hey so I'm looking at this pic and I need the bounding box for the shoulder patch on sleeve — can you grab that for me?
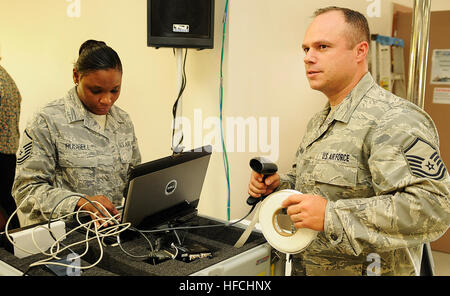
[17,129,33,165]
[403,137,447,181]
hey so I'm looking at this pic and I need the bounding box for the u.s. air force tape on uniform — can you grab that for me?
[234,189,318,254]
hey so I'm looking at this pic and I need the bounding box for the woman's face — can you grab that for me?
[73,68,122,115]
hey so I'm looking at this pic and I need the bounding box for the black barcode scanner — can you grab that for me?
[247,157,278,206]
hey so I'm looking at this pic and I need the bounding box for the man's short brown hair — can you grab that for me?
[314,6,370,49]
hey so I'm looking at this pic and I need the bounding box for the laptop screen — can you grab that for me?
[121,145,212,229]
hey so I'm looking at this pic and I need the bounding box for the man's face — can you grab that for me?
[73,68,122,115]
[302,11,359,98]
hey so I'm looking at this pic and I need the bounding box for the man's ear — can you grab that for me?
[355,41,369,63]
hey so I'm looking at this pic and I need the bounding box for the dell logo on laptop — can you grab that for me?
[165,180,177,196]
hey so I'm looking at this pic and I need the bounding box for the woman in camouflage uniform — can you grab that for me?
[12,40,141,227]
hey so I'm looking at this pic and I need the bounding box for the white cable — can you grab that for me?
[6,189,229,272]
[29,209,128,271]
[3,191,135,273]
[4,193,45,256]
[406,246,421,276]
[170,243,179,259]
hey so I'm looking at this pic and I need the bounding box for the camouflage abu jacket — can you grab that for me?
[12,87,141,226]
[279,72,450,276]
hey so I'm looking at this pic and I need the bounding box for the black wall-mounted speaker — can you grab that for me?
[147,0,215,49]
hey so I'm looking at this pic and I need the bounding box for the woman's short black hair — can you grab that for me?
[74,40,123,76]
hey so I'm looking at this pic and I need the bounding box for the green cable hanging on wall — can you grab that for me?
[220,0,231,221]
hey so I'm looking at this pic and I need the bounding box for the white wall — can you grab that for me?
[1,0,448,223]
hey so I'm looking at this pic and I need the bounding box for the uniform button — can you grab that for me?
[330,234,338,241]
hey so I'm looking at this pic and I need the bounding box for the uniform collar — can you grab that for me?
[300,73,375,150]
[328,72,375,123]
[64,87,123,130]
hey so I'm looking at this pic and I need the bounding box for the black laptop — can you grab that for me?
[121,145,212,229]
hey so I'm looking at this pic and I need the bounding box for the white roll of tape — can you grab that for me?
[259,189,318,254]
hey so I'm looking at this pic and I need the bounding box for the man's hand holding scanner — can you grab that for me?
[75,195,120,228]
[281,194,327,232]
[248,171,280,199]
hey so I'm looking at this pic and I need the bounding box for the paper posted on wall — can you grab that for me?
[431,49,450,85]
[433,88,450,105]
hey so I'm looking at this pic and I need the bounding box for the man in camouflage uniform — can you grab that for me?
[12,86,141,226]
[248,7,450,275]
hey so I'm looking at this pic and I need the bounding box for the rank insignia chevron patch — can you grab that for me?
[17,130,33,165]
[403,137,447,181]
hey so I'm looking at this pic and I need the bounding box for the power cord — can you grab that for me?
[3,192,140,274]
[171,48,188,154]
[137,203,256,234]
[7,190,257,274]
[29,198,132,272]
